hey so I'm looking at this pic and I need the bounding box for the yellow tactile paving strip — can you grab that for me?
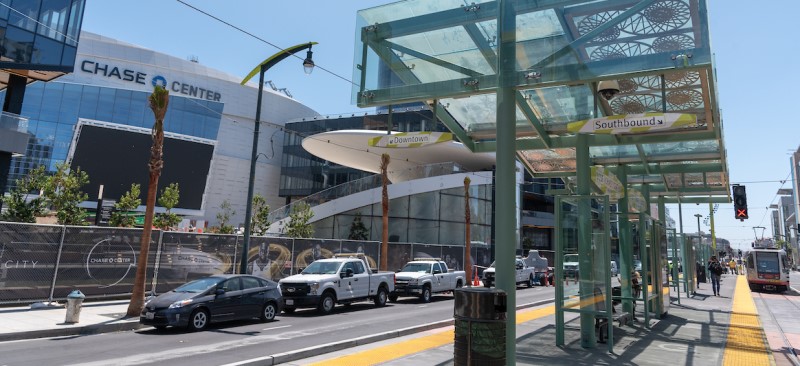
[308,305,556,366]
[722,275,774,366]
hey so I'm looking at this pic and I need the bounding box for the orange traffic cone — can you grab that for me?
[472,266,480,286]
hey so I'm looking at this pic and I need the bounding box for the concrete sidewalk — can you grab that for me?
[0,300,140,342]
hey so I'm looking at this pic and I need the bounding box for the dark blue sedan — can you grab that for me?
[140,274,283,331]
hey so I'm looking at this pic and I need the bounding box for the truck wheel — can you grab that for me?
[389,293,398,302]
[527,275,534,288]
[420,285,432,303]
[317,292,336,315]
[484,281,491,288]
[374,286,388,307]
[456,280,463,288]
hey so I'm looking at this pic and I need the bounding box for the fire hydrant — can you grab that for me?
[64,290,85,324]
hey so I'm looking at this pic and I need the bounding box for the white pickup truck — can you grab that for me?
[482,256,536,288]
[390,258,466,303]
[278,255,395,315]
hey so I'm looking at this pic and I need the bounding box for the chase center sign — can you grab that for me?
[80,59,222,101]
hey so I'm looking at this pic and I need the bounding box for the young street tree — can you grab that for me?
[154,182,181,230]
[285,201,314,238]
[43,162,89,225]
[110,183,141,228]
[127,85,169,317]
[0,165,47,223]
[250,193,270,236]
[216,199,235,234]
[348,212,369,240]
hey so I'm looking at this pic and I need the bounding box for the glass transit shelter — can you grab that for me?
[354,0,729,362]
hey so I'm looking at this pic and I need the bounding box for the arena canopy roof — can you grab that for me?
[353,0,729,203]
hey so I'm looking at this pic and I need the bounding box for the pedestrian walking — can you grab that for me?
[728,258,737,275]
[707,256,723,296]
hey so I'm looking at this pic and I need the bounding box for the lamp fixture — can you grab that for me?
[303,45,315,75]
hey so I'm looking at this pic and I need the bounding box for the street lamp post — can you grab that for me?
[694,213,703,261]
[239,42,316,274]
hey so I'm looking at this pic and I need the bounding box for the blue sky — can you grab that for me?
[81,1,797,250]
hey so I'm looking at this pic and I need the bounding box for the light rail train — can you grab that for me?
[745,247,790,292]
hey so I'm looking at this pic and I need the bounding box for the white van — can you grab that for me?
[610,261,619,277]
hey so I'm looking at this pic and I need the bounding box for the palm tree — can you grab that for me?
[380,153,390,271]
[127,85,169,317]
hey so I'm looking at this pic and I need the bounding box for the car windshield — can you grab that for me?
[564,254,579,263]
[401,263,431,273]
[489,261,496,268]
[173,277,221,293]
[302,261,341,275]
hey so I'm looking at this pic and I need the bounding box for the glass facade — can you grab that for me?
[312,183,493,246]
[0,0,84,70]
[280,109,449,198]
[1,82,223,189]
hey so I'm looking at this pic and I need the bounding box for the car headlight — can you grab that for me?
[408,278,418,285]
[169,299,192,309]
[309,282,320,295]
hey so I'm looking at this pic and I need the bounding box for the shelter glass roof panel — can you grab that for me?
[355,0,727,201]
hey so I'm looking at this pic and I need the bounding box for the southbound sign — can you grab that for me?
[369,132,452,148]
[567,113,697,134]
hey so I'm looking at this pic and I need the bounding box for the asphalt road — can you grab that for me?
[0,286,555,366]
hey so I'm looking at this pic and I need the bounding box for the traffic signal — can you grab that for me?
[732,184,748,220]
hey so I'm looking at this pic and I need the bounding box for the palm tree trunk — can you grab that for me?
[127,86,168,317]
[380,154,390,271]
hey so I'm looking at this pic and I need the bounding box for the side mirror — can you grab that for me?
[215,289,225,296]
[340,268,354,278]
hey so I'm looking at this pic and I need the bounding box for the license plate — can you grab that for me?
[285,299,294,305]
[145,312,154,320]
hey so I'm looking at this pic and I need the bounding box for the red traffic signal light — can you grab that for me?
[732,184,748,220]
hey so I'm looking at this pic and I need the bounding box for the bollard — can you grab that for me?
[453,287,506,366]
[64,290,85,324]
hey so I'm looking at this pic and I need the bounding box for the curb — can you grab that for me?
[222,297,555,366]
[0,320,143,342]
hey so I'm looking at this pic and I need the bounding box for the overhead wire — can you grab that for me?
[175,0,358,87]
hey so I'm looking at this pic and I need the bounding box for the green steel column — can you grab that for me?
[657,196,667,316]
[616,166,634,314]
[641,184,651,327]
[576,133,596,348]
[496,1,517,362]
[678,199,692,294]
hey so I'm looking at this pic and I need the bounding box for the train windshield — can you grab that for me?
[756,252,780,274]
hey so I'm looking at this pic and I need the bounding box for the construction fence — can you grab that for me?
[0,222,492,305]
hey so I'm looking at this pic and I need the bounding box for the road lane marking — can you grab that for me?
[307,304,556,366]
[262,325,292,331]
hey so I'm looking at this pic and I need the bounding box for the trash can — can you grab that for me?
[696,261,706,283]
[453,287,506,366]
[65,290,85,324]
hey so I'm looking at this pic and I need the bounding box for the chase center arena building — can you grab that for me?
[1,31,318,226]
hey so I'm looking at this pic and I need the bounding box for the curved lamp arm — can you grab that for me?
[240,42,318,85]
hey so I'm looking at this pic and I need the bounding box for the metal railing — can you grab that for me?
[268,161,464,224]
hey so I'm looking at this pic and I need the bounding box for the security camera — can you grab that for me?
[597,80,620,101]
